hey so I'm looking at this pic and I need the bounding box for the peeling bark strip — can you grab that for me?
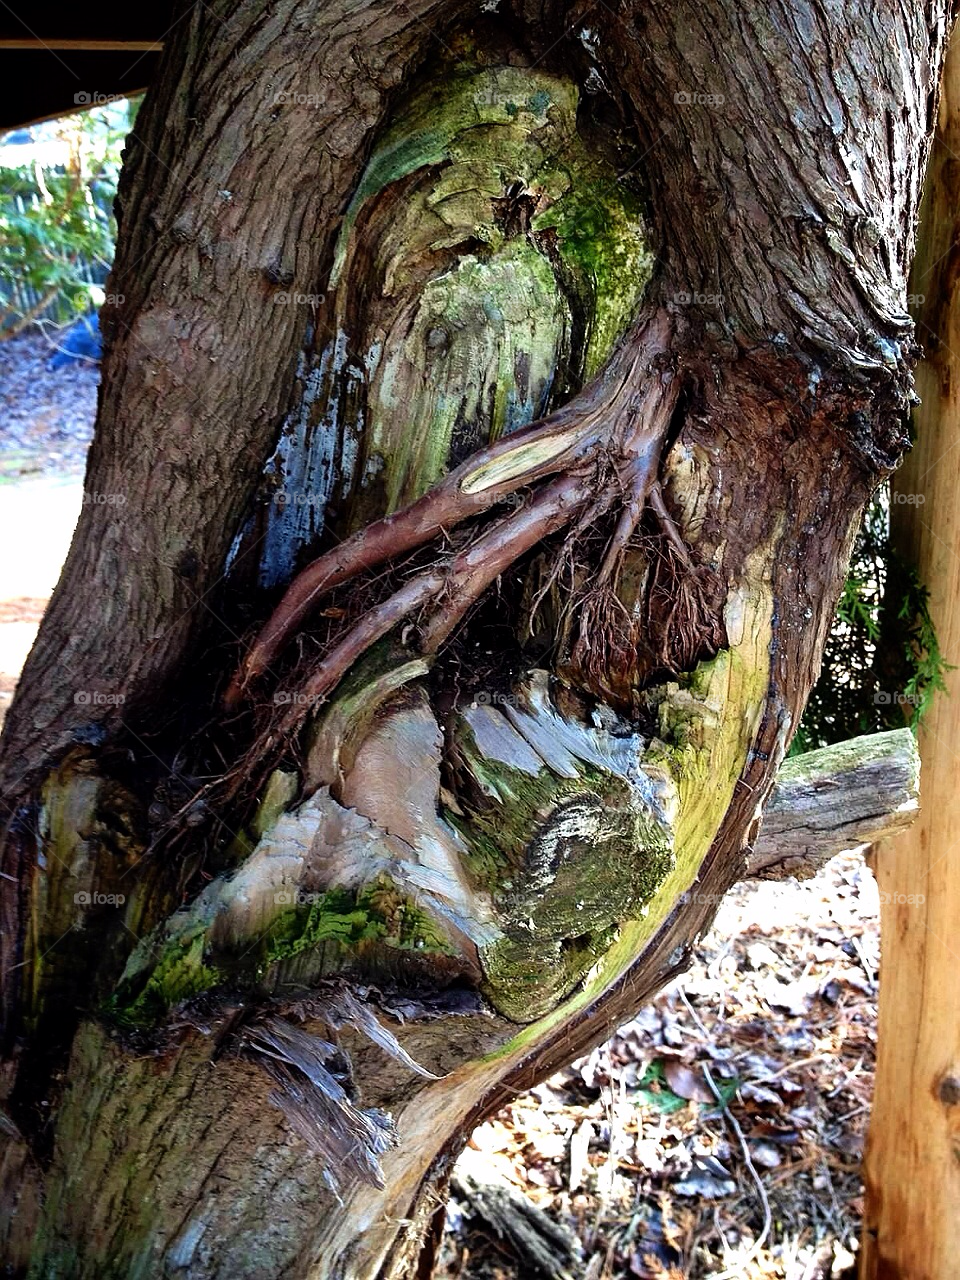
[243,1016,404,1196]
[0,0,951,1276]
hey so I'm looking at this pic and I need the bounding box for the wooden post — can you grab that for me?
[861,29,960,1278]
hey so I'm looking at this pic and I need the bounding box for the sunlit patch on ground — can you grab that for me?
[0,472,82,726]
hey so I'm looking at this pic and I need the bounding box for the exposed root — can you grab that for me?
[274,570,445,739]
[573,584,642,695]
[224,397,602,706]
[595,378,681,589]
[224,310,677,706]
[572,477,725,696]
[418,470,595,653]
[649,480,693,568]
[250,472,598,751]
[524,486,619,639]
[152,315,729,859]
[215,306,725,787]
[650,537,727,670]
[596,462,653,589]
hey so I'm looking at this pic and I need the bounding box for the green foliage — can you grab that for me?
[836,574,880,643]
[634,1059,740,1116]
[895,566,954,725]
[636,1059,688,1114]
[0,100,139,335]
[791,485,952,754]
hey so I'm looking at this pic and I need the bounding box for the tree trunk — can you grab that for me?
[0,2,950,1277]
[862,25,960,1279]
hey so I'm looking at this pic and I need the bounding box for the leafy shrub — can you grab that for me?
[0,99,139,336]
[791,485,952,753]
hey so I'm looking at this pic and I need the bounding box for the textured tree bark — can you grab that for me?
[0,1,950,1277]
[862,26,960,1280]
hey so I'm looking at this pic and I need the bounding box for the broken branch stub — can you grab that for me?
[748,728,920,880]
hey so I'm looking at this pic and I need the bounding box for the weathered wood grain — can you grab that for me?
[862,29,960,1279]
[749,729,920,881]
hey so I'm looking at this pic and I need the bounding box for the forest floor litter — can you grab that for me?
[436,853,876,1280]
[0,330,98,480]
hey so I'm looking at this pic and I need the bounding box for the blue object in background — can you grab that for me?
[47,313,101,370]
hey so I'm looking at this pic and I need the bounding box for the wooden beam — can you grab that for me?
[0,50,159,131]
[0,41,162,51]
[861,29,960,1280]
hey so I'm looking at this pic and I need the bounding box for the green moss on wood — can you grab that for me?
[485,561,779,1055]
[110,945,223,1029]
[448,718,674,1021]
[370,241,567,511]
[319,63,653,533]
[252,770,299,838]
[109,874,457,1028]
[532,171,651,378]
[260,878,457,974]
[219,769,300,870]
